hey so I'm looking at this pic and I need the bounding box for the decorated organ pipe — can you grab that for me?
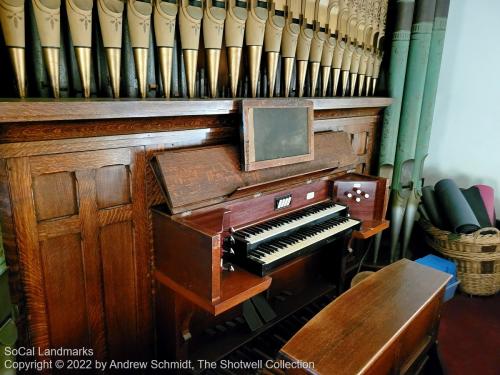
[280,0,300,97]
[370,0,386,95]
[0,0,387,98]
[32,0,62,98]
[320,0,339,97]
[356,0,376,96]
[264,0,285,97]
[203,0,226,97]
[295,0,315,97]
[154,0,178,98]
[97,0,124,98]
[307,0,328,97]
[179,0,203,98]
[0,0,26,97]
[340,0,359,96]
[331,0,349,95]
[66,0,93,98]
[245,0,268,98]
[366,0,376,96]
[225,0,247,97]
[348,0,367,96]
[127,0,152,98]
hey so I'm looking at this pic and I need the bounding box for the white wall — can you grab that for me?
[424,0,500,214]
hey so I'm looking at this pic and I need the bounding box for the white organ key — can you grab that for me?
[237,203,346,244]
[250,218,360,264]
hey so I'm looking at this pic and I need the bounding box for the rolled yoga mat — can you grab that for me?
[421,186,445,229]
[461,187,492,228]
[475,184,496,225]
[435,179,480,234]
[418,203,431,222]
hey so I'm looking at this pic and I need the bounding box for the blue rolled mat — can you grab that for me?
[461,186,492,228]
[421,186,445,229]
[435,179,480,234]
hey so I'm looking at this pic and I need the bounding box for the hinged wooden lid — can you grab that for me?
[150,131,358,214]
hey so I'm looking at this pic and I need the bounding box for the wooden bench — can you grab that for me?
[279,259,451,374]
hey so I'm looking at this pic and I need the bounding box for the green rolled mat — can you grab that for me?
[461,187,492,228]
[421,186,444,228]
[435,179,480,234]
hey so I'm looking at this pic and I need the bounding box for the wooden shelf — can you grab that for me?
[0,97,392,123]
[155,267,272,316]
[352,219,390,240]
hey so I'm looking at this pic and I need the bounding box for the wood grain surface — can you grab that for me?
[152,132,358,213]
[0,98,392,123]
[280,259,451,374]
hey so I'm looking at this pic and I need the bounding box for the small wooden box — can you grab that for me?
[332,173,388,222]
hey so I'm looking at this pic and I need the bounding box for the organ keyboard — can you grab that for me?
[231,202,347,248]
[228,202,360,276]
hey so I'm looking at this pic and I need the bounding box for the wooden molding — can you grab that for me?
[0,97,392,123]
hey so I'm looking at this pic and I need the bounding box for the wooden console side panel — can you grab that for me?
[153,210,220,303]
[0,160,28,346]
[1,147,153,362]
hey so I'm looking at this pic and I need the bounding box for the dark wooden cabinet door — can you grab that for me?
[6,147,152,361]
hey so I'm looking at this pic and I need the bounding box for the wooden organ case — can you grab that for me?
[0,97,390,366]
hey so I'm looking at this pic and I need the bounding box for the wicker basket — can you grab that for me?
[419,219,500,296]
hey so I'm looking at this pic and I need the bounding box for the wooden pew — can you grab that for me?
[279,259,451,374]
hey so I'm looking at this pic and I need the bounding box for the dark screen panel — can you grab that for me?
[253,107,309,162]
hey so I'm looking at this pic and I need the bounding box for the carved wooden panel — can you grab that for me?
[32,172,78,221]
[40,234,89,349]
[96,165,132,209]
[6,147,152,361]
[314,115,379,175]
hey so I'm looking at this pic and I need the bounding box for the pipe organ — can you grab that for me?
[0,0,455,368]
[0,0,387,98]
